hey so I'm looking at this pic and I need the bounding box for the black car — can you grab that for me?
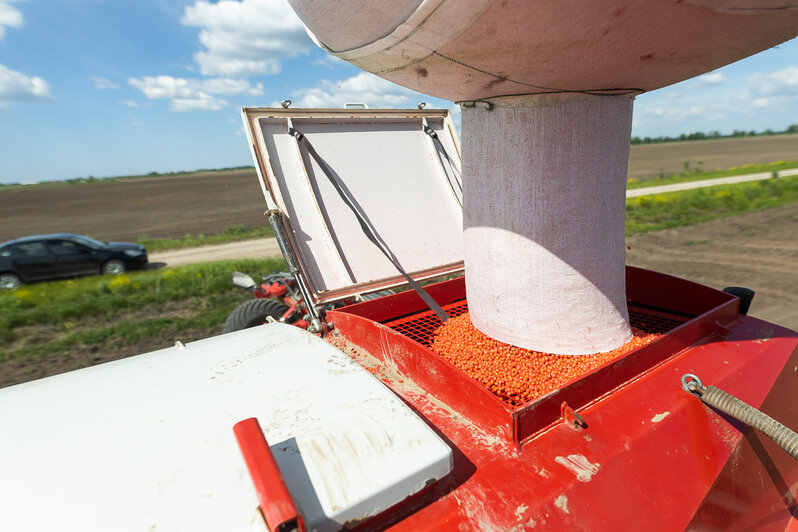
[0,233,148,290]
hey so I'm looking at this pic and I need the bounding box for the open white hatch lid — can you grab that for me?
[242,107,463,304]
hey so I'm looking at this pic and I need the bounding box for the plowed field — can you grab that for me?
[2,135,797,243]
[0,136,795,387]
[0,169,266,243]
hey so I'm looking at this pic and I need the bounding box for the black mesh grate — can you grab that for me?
[384,301,687,348]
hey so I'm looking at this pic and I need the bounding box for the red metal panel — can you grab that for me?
[332,267,741,445]
[386,324,798,531]
[687,342,798,530]
[328,310,515,442]
[340,275,467,323]
[324,267,798,529]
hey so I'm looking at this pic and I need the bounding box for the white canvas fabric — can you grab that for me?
[289,0,425,53]
[463,95,634,354]
[289,0,798,102]
[285,0,798,353]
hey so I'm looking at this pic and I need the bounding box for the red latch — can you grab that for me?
[233,417,306,532]
[561,402,588,430]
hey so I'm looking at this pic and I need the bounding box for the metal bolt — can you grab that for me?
[681,373,705,396]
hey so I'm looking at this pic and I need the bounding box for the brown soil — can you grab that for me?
[626,203,798,332]
[0,328,215,388]
[2,136,796,244]
[1,138,796,388]
[627,134,798,181]
[0,169,266,242]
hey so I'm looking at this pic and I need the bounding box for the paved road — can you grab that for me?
[626,168,798,197]
[151,169,798,267]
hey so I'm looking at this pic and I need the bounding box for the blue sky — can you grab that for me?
[1,0,797,184]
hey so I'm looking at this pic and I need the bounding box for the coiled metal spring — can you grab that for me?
[682,374,798,461]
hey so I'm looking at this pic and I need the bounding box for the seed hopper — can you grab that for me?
[231,105,798,531]
[1,1,798,531]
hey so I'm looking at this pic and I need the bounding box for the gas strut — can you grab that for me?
[682,373,798,460]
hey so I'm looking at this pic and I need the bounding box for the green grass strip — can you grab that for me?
[138,225,274,252]
[4,176,797,361]
[1,258,286,361]
[626,174,798,236]
[0,258,285,333]
[5,311,234,360]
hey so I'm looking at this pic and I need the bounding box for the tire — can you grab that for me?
[102,259,127,275]
[223,298,290,333]
[0,272,22,291]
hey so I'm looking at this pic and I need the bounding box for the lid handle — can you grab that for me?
[233,418,306,532]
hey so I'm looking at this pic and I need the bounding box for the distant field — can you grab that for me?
[2,135,797,386]
[2,134,797,244]
[0,168,265,243]
[627,134,798,180]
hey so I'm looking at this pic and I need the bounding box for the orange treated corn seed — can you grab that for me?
[430,313,659,406]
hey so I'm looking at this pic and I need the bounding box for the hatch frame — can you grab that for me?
[241,107,464,308]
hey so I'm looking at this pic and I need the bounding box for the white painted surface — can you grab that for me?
[651,412,671,423]
[247,110,463,302]
[626,168,798,198]
[554,454,601,483]
[0,324,452,532]
[463,96,633,355]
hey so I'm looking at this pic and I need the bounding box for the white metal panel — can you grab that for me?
[0,324,452,532]
[243,108,463,303]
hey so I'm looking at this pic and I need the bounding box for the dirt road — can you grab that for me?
[150,203,798,332]
[626,168,798,197]
[150,238,282,267]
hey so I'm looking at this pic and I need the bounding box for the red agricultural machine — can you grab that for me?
[224,271,310,332]
[223,105,798,531]
[1,2,798,531]
[224,270,391,333]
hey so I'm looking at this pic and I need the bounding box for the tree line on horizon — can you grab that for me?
[631,124,798,145]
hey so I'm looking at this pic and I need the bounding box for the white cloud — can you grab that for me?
[696,71,724,85]
[0,1,23,41]
[128,75,263,111]
[633,62,798,136]
[121,100,140,107]
[92,76,120,90]
[289,72,425,108]
[634,102,722,124]
[749,66,798,97]
[311,54,347,69]
[181,0,312,77]
[201,77,264,95]
[0,63,52,109]
[172,93,227,112]
[731,66,798,111]
[283,71,461,130]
